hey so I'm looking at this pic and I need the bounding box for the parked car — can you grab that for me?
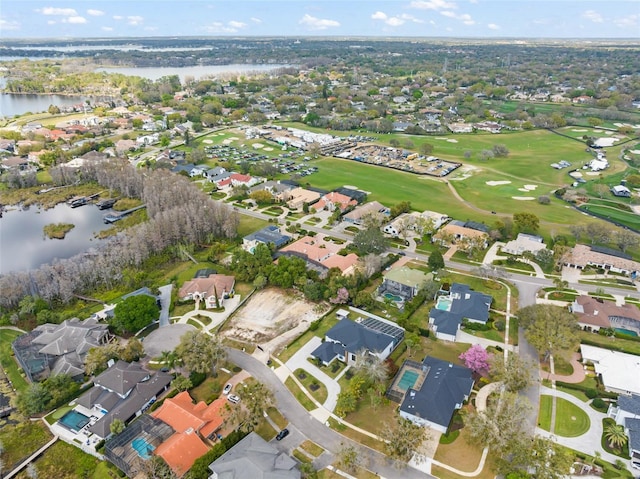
[227,394,240,404]
[223,383,232,395]
[275,428,290,441]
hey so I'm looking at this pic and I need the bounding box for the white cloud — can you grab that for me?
[204,21,246,33]
[372,12,424,27]
[410,0,457,11]
[371,11,388,20]
[0,18,21,30]
[613,14,637,28]
[101,26,113,32]
[40,7,77,16]
[47,20,56,25]
[64,16,87,24]
[228,20,247,29]
[87,9,104,17]
[487,23,500,30]
[299,14,340,30]
[127,16,143,26]
[250,17,262,24]
[440,10,475,25]
[113,15,123,20]
[582,10,603,23]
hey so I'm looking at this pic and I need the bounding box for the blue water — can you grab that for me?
[436,297,452,311]
[132,437,155,459]
[59,410,90,432]
[615,328,638,337]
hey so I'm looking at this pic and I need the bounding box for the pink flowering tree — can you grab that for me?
[459,344,491,376]
[330,287,349,304]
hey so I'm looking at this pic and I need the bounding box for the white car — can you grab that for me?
[223,383,232,396]
[227,394,240,405]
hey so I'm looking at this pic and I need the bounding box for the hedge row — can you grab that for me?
[555,380,618,400]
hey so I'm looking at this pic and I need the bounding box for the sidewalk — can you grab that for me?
[540,352,586,384]
[176,295,241,332]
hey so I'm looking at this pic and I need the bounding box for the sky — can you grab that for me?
[0,1,638,39]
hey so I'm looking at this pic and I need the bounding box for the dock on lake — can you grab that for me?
[103,204,146,224]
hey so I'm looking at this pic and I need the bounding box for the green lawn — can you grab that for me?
[580,204,640,230]
[0,329,28,393]
[293,368,328,405]
[284,376,317,411]
[236,215,270,238]
[579,331,640,355]
[555,397,590,437]
[189,371,232,404]
[538,395,553,431]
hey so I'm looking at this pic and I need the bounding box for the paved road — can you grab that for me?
[157,284,173,327]
[227,349,436,479]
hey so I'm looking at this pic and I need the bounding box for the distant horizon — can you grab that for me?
[1,1,637,40]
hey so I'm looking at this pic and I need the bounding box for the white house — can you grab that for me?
[502,233,547,256]
[608,394,640,470]
[581,344,640,396]
[611,185,631,198]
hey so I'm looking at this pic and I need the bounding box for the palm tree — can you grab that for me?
[604,423,628,450]
[159,350,179,370]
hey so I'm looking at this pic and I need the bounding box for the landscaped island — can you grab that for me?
[43,222,75,239]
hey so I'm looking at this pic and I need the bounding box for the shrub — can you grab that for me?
[592,398,606,409]
[586,388,598,399]
[309,319,321,331]
[189,371,207,388]
[494,320,506,332]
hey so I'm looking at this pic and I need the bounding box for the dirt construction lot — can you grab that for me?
[222,289,326,343]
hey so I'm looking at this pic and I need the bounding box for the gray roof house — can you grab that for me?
[310,317,404,366]
[12,317,112,382]
[429,283,493,342]
[243,225,291,253]
[609,394,640,470]
[397,356,473,434]
[75,360,172,439]
[208,431,300,479]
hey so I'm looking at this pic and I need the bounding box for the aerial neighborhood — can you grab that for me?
[1,35,640,479]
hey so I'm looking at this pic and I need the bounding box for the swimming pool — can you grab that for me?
[436,296,453,311]
[384,292,403,302]
[615,328,638,337]
[132,437,155,460]
[59,410,91,433]
[397,370,419,391]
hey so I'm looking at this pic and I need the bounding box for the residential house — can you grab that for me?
[342,201,389,225]
[433,220,490,252]
[152,392,227,476]
[205,166,227,181]
[563,244,640,277]
[608,394,640,470]
[310,315,404,366]
[334,187,368,205]
[1,156,33,173]
[429,284,493,342]
[179,274,235,309]
[409,210,450,232]
[396,356,473,433]
[243,225,291,253]
[230,173,260,188]
[383,213,412,237]
[611,185,632,197]
[75,360,172,439]
[248,180,294,199]
[580,344,640,396]
[207,431,301,479]
[312,191,357,213]
[447,123,474,134]
[502,233,547,256]
[283,187,321,210]
[12,317,113,382]
[570,296,640,333]
[115,139,138,156]
[378,267,432,303]
[210,171,233,188]
[278,234,359,277]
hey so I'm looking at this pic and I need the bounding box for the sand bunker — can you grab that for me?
[264,147,274,151]
[202,139,213,144]
[486,180,512,186]
[222,139,233,145]
[447,139,458,143]
[512,197,535,201]
[594,137,619,147]
[630,150,640,155]
[586,171,602,176]
[252,143,264,149]
[569,171,583,178]
[523,184,538,191]
[572,129,588,132]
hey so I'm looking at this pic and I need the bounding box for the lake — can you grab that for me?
[95,63,291,82]
[0,202,112,275]
[0,93,86,118]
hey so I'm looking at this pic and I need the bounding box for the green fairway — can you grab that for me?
[580,204,640,230]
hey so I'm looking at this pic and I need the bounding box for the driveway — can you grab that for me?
[177,295,241,332]
[143,323,196,358]
[537,385,630,470]
[157,284,173,327]
[227,349,435,479]
[284,336,341,412]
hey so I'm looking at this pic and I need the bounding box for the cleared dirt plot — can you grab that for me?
[222,289,326,343]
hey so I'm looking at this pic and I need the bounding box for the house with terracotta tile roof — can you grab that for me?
[312,191,357,213]
[570,295,640,333]
[151,391,227,476]
[283,187,321,210]
[563,244,640,277]
[278,235,359,277]
[433,220,489,252]
[179,274,235,309]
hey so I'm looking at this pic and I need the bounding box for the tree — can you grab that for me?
[467,391,531,451]
[592,184,610,198]
[112,294,159,334]
[585,222,610,244]
[353,227,389,256]
[171,375,192,392]
[16,383,52,416]
[604,423,628,450]
[489,352,534,392]
[428,250,445,271]
[249,190,274,205]
[518,304,580,361]
[459,344,491,375]
[85,345,118,376]
[615,229,639,253]
[176,331,227,377]
[513,212,539,234]
[353,290,374,309]
[232,381,275,431]
[351,350,389,384]
[537,195,550,205]
[500,436,573,479]
[404,332,421,358]
[159,350,180,370]
[110,418,125,435]
[492,144,510,158]
[419,142,434,156]
[337,443,365,474]
[380,414,428,463]
[120,337,145,362]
